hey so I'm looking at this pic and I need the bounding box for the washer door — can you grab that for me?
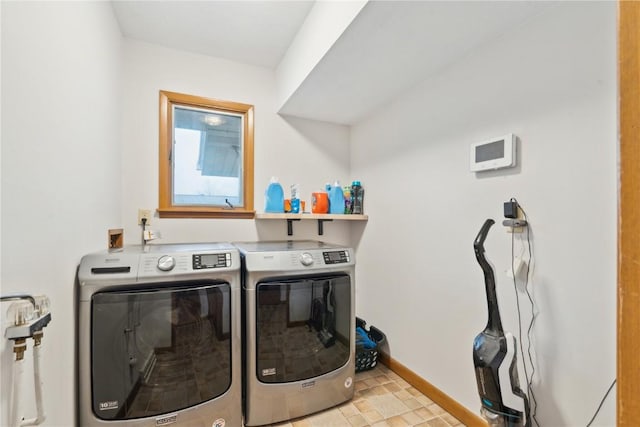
[91,281,231,420]
[255,274,351,383]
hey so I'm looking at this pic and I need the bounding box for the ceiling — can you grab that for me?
[111,1,314,68]
[112,1,555,125]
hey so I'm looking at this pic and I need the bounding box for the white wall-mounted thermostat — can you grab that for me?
[470,133,516,172]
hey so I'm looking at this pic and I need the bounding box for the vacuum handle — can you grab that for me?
[473,218,503,335]
[474,219,495,255]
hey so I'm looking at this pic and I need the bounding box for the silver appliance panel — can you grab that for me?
[233,240,343,252]
[237,240,356,426]
[78,244,240,301]
[77,243,242,427]
[234,240,354,275]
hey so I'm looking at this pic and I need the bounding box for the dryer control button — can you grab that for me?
[157,255,176,271]
[300,252,314,266]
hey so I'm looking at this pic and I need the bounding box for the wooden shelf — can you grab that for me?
[255,213,368,235]
[256,213,368,220]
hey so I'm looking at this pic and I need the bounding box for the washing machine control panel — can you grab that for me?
[193,252,232,269]
[322,250,350,264]
[157,255,176,271]
[300,252,314,266]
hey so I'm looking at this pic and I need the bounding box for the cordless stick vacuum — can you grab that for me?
[473,219,530,427]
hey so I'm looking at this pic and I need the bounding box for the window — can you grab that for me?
[159,90,254,218]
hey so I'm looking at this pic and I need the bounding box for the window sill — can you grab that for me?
[158,207,256,219]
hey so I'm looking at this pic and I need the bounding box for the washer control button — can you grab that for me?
[300,252,314,266]
[157,255,176,271]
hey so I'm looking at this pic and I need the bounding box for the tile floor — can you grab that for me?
[265,364,465,427]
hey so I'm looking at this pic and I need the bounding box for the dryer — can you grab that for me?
[77,243,241,427]
[234,240,355,426]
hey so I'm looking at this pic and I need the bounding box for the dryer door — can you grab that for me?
[255,274,351,383]
[91,281,231,420]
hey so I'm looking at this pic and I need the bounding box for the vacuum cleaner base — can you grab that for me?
[472,219,531,427]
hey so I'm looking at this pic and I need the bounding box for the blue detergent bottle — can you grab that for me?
[329,180,344,214]
[264,177,284,213]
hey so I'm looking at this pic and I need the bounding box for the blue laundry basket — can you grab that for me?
[355,317,386,372]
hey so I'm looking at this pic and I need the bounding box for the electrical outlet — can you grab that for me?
[138,209,152,225]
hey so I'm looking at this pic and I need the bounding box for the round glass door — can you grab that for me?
[255,274,351,383]
[91,281,231,420]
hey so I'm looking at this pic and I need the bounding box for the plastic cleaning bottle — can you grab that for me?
[312,191,329,213]
[343,186,353,214]
[290,184,300,213]
[351,180,364,214]
[264,177,284,213]
[329,181,344,214]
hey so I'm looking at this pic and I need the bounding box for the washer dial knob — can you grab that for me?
[300,252,314,266]
[157,255,176,271]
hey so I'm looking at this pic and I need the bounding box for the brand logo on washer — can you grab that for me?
[262,368,276,376]
[156,413,177,426]
[98,400,118,411]
[302,380,315,388]
[344,376,353,388]
[212,418,226,427]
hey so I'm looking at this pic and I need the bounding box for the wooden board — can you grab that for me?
[617,1,640,425]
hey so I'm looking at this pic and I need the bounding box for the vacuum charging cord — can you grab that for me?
[586,379,616,427]
[507,198,539,426]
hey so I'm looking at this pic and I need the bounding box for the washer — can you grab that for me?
[234,240,355,426]
[77,243,241,427]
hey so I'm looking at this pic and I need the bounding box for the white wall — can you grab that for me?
[1,7,355,425]
[0,2,619,427]
[276,0,367,111]
[1,2,123,425]
[351,3,616,426]
[119,40,353,246]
